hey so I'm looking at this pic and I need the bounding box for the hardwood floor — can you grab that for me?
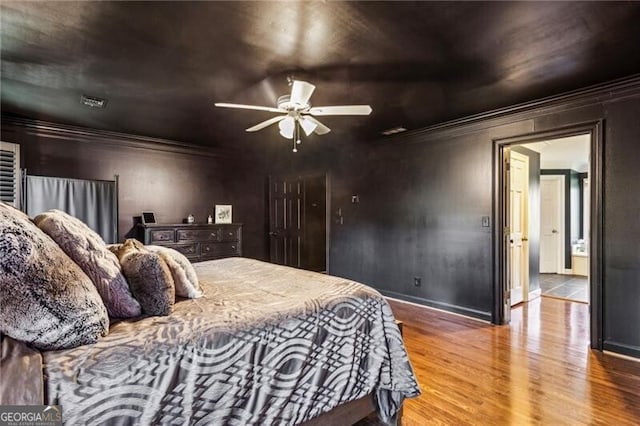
[387,297,640,425]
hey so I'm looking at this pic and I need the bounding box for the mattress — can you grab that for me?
[43,258,420,425]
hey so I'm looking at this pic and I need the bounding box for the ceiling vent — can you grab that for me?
[80,94,107,109]
[381,126,407,136]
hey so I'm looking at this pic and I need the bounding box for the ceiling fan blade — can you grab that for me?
[246,115,286,132]
[215,102,283,113]
[308,105,372,116]
[290,80,316,106]
[305,116,331,135]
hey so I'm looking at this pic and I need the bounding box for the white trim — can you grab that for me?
[528,288,542,301]
[603,350,640,363]
[384,296,491,324]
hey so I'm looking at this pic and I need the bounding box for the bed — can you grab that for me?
[1,257,419,425]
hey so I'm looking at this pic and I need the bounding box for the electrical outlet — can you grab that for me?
[482,216,490,227]
[414,277,422,287]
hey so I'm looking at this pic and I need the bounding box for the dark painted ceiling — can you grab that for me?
[2,1,640,153]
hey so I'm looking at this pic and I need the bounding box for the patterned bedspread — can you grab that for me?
[44,258,420,425]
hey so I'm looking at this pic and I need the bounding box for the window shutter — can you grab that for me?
[0,142,21,207]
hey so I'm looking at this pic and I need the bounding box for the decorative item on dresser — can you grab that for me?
[136,223,242,262]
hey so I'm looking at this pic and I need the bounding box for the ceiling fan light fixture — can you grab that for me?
[298,116,317,136]
[279,116,295,139]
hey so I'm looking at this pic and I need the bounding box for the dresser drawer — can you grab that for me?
[149,229,175,243]
[177,229,219,242]
[171,243,200,259]
[177,227,240,242]
[219,227,240,242]
[201,241,240,258]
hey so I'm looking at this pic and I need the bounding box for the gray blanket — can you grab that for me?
[44,258,420,425]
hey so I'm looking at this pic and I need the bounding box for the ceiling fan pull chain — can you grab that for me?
[292,122,298,152]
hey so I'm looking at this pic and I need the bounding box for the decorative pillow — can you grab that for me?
[111,239,175,316]
[0,202,109,350]
[106,243,122,256]
[34,210,141,318]
[146,245,202,298]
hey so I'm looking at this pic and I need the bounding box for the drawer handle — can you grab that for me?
[231,245,236,249]
[228,232,233,236]
[205,246,211,252]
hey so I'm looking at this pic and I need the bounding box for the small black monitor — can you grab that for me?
[141,212,156,224]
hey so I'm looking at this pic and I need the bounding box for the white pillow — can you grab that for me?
[146,245,202,298]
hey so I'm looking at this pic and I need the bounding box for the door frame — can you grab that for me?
[539,175,566,274]
[493,121,604,350]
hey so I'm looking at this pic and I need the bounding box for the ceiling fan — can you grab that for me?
[215,79,372,152]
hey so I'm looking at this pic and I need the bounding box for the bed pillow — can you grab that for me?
[146,245,202,298]
[33,210,141,318]
[0,202,109,350]
[111,239,175,316]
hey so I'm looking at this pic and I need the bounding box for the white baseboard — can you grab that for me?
[383,295,491,324]
[603,350,640,363]
[528,288,542,301]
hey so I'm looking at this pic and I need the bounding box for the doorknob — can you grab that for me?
[552,229,558,233]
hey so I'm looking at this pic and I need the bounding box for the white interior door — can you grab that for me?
[540,176,563,273]
[509,151,529,306]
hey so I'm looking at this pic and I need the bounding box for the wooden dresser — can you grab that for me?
[137,223,242,262]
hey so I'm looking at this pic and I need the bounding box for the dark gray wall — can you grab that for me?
[578,172,589,239]
[0,119,268,260]
[511,146,541,293]
[601,97,640,357]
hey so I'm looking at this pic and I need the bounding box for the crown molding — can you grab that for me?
[0,116,235,158]
[378,73,640,144]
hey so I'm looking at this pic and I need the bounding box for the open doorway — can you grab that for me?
[522,135,590,304]
[494,122,604,350]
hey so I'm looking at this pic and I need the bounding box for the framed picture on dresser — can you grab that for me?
[214,205,232,224]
